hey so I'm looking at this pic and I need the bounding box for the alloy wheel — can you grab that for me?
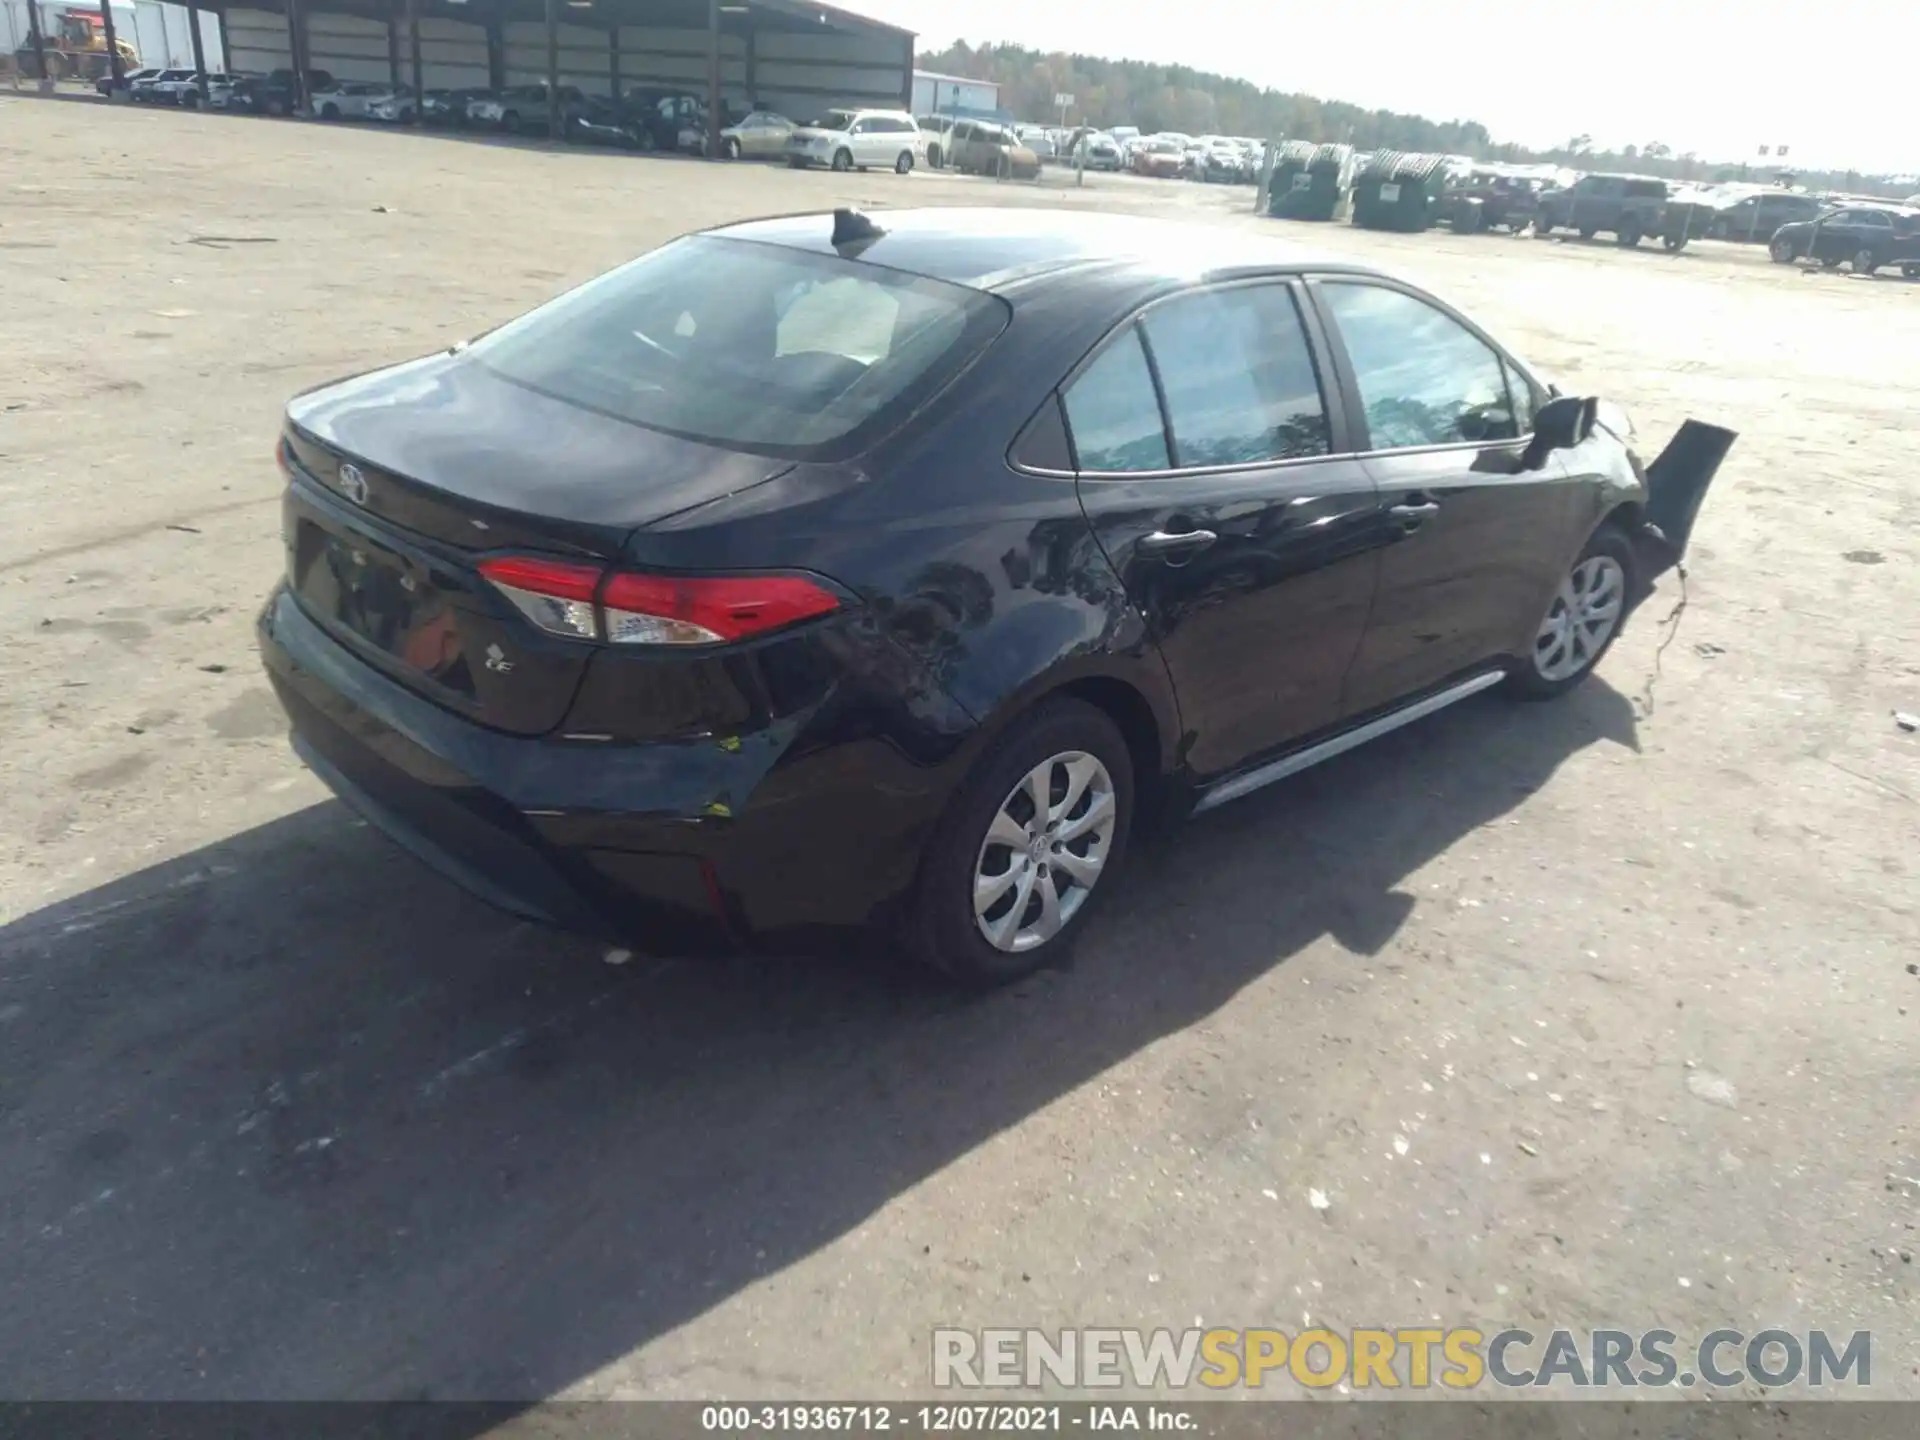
[1533,555,1624,682]
[972,751,1116,953]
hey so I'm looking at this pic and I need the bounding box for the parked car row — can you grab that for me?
[93,70,952,176]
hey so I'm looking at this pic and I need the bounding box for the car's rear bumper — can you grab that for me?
[261,585,770,952]
[258,586,954,954]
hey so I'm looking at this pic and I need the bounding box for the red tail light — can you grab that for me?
[477,556,840,647]
[477,555,603,641]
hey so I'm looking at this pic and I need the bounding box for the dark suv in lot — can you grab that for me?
[1769,204,1920,276]
[1535,174,1672,247]
[230,68,333,116]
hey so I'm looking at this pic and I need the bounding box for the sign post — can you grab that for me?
[1055,93,1081,186]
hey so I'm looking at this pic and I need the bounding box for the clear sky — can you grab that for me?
[856,0,1918,177]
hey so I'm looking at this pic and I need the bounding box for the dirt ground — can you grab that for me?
[1,95,1916,1403]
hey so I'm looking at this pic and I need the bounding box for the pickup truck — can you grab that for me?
[1535,173,1674,248]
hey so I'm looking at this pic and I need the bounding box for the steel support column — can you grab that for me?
[705,0,721,159]
[99,0,126,83]
[386,0,402,90]
[285,0,308,114]
[189,1,210,104]
[407,0,422,120]
[544,0,560,141]
[24,0,47,84]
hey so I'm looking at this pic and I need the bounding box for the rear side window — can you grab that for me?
[1139,285,1329,466]
[1626,180,1666,198]
[1062,329,1170,472]
[469,235,1008,461]
[1320,283,1520,450]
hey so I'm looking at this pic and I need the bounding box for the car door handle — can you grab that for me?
[1138,528,1218,555]
[1389,502,1441,522]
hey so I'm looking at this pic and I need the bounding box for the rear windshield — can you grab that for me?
[468,235,1009,460]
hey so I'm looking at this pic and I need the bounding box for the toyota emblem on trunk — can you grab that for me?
[337,463,369,505]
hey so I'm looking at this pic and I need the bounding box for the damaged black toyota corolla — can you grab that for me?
[259,207,1734,984]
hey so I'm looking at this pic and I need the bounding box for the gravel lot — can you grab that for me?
[2,96,1916,1402]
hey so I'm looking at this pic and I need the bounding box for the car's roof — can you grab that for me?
[707,207,1364,291]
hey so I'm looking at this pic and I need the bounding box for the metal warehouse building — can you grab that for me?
[129,0,914,154]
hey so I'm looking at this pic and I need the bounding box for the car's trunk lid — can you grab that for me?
[281,352,792,735]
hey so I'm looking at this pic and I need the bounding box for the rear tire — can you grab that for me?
[321,103,340,120]
[724,136,740,159]
[927,143,942,169]
[501,110,520,134]
[905,699,1135,986]
[895,150,913,174]
[1852,248,1878,275]
[1904,265,1920,279]
[1578,225,1597,240]
[1504,526,1636,701]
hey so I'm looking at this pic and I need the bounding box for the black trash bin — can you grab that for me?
[1352,151,1456,232]
[1267,142,1355,221]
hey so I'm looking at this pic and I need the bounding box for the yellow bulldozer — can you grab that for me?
[11,8,140,82]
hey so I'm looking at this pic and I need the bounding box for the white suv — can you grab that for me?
[787,108,924,174]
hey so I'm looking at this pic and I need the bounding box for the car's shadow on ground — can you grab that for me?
[0,681,1636,1401]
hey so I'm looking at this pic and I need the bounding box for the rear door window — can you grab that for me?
[1138,285,1329,466]
[1061,329,1171,473]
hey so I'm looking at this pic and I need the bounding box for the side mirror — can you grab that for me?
[1523,394,1597,469]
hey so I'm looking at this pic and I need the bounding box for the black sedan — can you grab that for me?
[259,208,1734,984]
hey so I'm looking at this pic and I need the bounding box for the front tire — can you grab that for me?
[1505,527,1635,700]
[1770,237,1794,263]
[906,699,1134,986]
[320,103,340,120]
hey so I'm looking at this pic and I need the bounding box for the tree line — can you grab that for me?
[918,42,1915,195]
